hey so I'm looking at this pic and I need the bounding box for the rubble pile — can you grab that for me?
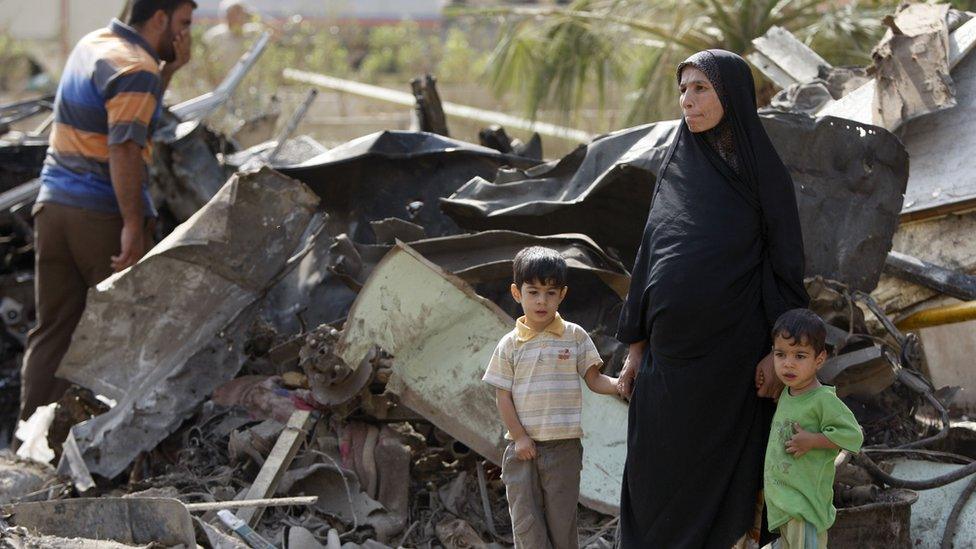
[3,4,976,547]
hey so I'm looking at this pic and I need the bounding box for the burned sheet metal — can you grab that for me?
[0,137,46,193]
[336,244,628,514]
[884,250,976,302]
[873,211,976,314]
[817,15,976,131]
[55,168,319,480]
[765,114,907,292]
[4,498,197,547]
[264,131,543,334]
[443,113,908,292]
[149,115,229,223]
[280,130,540,241]
[223,135,329,173]
[748,25,832,90]
[442,123,674,266]
[900,29,976,219]
[872,3,956,131]
[332,230,628,298]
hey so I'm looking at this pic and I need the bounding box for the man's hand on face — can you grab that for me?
[164,30,192,74]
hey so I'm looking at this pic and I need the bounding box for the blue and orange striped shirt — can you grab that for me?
[39,19,162,217]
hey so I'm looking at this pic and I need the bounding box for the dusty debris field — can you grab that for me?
[4,3,976,548]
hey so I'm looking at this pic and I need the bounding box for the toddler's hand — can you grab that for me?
[514,434,537,461]
[785,423,817,458]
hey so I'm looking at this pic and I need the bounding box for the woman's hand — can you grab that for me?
[617,357,637,400]
[617,341,645,400]
[755,352,784,399]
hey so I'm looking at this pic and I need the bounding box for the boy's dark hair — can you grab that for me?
[512,246,568,288]
[772,308,827,354]
[128,0,198,27]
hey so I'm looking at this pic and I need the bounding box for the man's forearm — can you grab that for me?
[496,389,529,440]
[108,142,146,225]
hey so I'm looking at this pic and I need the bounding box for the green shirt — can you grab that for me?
[764,385,863,532]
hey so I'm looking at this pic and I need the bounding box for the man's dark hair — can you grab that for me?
[128,0,198,27]
[772,308,827,354]
[512,246,568,288]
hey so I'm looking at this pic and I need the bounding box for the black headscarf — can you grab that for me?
[616,50,808,548]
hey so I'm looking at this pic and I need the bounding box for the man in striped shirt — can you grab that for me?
[19,0,196,424]
[483,246,619,549]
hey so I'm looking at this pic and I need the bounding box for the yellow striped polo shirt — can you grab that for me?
[483,313,603,441]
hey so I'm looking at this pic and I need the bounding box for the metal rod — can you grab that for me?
[267,88,318,163]
[183,495,318,512]
[884,250,976,302]
[171,32,271,121]
[896,300,976,331]
[283,68,595,143]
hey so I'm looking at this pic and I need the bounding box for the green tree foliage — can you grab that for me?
[468,0,899,125]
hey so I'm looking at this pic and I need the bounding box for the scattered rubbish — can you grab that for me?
[13,403,55,463]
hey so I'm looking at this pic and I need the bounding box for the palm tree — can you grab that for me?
[459,0,892,127]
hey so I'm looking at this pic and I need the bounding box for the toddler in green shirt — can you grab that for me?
[763,309,864,549]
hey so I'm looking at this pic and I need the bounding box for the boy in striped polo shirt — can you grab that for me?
[483,246,619,549]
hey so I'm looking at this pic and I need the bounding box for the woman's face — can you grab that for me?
[679,66,724,133]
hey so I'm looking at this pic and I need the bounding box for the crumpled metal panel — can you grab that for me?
[55,168,319,480]
[279,130,540,242]
[150,115,229,222]
[872,3,956,131]
[443,113,908,292]
[336,244,628,514]
[442,123,676,266]
[900,37,976,217]
[328,230,629,350]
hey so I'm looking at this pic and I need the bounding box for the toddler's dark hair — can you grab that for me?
[512,246,568,288]
[772,308,827,354]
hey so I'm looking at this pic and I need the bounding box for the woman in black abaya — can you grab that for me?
[615,50,809,548]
